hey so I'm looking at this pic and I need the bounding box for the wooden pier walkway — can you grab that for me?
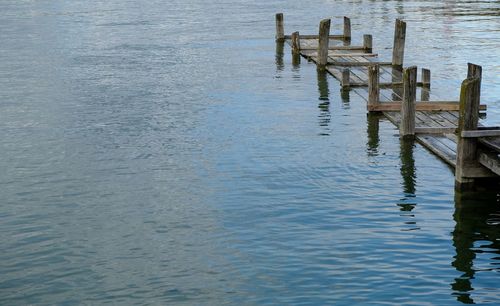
[275,13,500,190]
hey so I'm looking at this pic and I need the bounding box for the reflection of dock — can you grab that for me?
[276,13,500,190]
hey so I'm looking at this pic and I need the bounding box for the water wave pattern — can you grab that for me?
[0,0,499,305]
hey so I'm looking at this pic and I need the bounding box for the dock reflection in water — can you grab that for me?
[452,192,500,304]
[317,70,331,135]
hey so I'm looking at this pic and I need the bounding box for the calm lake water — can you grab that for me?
[1,0,499,304]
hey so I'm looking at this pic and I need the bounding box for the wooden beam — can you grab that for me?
[348,81,433,88]
[329,53,379,57]
[478,151,500,176]
[400,66,417,137]
[284,34,345,39]
[298,46,366,51]
[326,61,392,67]
[461,130,500,138]
[392,19,406,67]
[317,19,331,69]
[415,127,457,134]
[368,102,487,112]
[275,13,285,42]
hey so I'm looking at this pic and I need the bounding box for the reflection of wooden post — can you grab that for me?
[343,17,351,39]
[275,13,285,42]
[342,69,350,89]
[291,31,300,53]
[421,68,431,101]
[317,19,331,69]
[400,66,417,138]
[400,138,416,194]
[275,41,284,71]
[367,113,380,155]
[368,65,380,111]
[392,19,406,67]
[317,70,329,102]
[455,76,481,190]
[363,34,373,53]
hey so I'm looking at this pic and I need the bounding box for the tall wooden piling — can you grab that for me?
[467,63,482,90]
[363,34,373,53]
[275,13,285,42]
[421,68,431,101]
[455,76,481,190]
[343,17,351,40]
[368,65,380,110]
[392,19,406,67]
[400,66,417,137]
[317,19,331,69]
[291,31,301,53]
[342,69,350,89]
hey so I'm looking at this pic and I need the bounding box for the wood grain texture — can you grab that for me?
[400,66,417,137]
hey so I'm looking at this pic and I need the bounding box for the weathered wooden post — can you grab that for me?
[317,19,331,70]
[275,13,285,42]
[341,69,350,90]
[368,65,380,111]
[467,62,482,89]
[421,68,431,101]
[392,19,406,68]
[343,17,351,40]
[363,34,373,53]
[291,31,300,53]
[400,66,417,138]
[291,32,301,66]
[455,75,481,190]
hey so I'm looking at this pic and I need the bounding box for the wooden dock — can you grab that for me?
[275,13,500,190]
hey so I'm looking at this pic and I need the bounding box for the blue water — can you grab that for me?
[0,0,499,304]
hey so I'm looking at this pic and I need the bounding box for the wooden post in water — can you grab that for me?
[455,76,481,190]
[317,19,331,69]
[392,19,406,68]
[368,65,380,111]
[421,68,431,101]
[291,32,301,66]
[400,66,417,138]
[455,64,483,190]
[275,13,285,42]
[343,17,351,39]
[363,34,373,53]
[341,69,350,89]
[467,63,482,91]
[291,31,301,53]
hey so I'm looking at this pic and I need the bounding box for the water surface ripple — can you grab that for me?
[0,0,499,305]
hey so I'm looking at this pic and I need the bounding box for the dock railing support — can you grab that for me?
[455,64,482,190]
[317,18,331,70]
[363,34,373,53]
[400,66,417,138]
[343,17,351,40]
[421,68,431,101]
[392,19,406,68]
[368,65,380,111]
[275,13,285,42]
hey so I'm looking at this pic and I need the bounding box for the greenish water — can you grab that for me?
[0,0,499,304]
